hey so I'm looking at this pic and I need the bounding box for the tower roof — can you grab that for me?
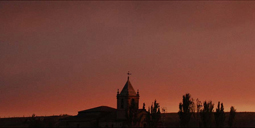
[120,77,137,96]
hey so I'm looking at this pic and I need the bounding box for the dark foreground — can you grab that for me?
[0,112,255,127]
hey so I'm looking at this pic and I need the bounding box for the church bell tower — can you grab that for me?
[116,72,139,119]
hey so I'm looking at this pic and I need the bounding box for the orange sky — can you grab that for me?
[1,1,255,117]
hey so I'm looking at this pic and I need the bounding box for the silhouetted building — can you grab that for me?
[117,76,140,120]
[59,76,147,128]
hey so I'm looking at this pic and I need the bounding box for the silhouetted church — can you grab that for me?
[59,75,147,127]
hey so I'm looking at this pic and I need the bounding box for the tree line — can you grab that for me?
[128,93,236,128]
[178,93,236,128]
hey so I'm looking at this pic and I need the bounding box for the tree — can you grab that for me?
[196,99,202,114]
[214,102,225,128]
[200,101,214,128]
[178,93,194,127]
[196,99,202,127]
[146,100,161,128]
[228,106,236,128]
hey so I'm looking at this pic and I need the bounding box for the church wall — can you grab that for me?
[116,95,139,120]
[117,96,139,110]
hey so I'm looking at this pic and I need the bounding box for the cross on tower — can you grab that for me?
[127,71,131,80]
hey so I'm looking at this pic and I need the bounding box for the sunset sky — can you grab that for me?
[1,1,255,117]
